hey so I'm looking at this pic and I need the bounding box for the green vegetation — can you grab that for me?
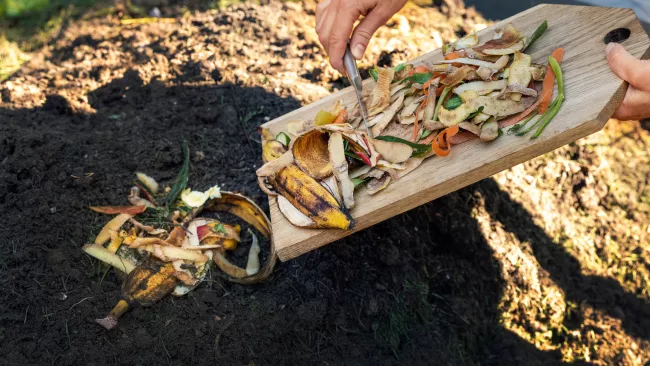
[373,281,435,357]
[0,0,104,80]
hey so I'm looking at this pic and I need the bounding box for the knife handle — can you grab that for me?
[343,44,363,91]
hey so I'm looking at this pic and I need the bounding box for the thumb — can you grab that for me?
[349,11,391,60]
[606,42,650,90]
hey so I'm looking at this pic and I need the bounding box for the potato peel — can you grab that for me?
[328,132,355,209]
[368,67,395,116]
[370,138,412,164]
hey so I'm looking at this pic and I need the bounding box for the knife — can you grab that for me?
[343,43,372,137]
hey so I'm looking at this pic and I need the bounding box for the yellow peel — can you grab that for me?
[136,172,159,194]
[95,213,133,245]
[83,244,136,273]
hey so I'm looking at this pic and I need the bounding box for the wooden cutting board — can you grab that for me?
[261,4,650,261]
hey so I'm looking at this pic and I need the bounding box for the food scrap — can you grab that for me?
[84,142,276,329]
[258,20,566,230]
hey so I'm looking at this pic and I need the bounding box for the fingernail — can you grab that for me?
[352,44,366,60]
[606,42,617,55]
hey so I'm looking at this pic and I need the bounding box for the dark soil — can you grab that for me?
[1,1,649,365]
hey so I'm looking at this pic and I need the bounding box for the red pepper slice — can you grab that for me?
[355,151,372,166]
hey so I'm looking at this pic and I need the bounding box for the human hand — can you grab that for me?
[316,0,408,74]
[606,42,650,121]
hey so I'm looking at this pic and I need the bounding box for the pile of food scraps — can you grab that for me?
[257,21,566,230]
[82,142,275,329]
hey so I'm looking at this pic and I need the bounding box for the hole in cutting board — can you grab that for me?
[604,28,631,44]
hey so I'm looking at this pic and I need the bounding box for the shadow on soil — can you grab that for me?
[1,68,648,365]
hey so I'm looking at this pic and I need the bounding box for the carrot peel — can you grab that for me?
[432,125,460,157]
[538,48,564,114]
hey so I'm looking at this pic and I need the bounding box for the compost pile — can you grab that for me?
[0,0,649,365]
[82,142,276,329]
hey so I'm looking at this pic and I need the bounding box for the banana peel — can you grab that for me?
[261,127,287,163]
[292,130,332,180]
[96,260,178,330]
[270,164,354,230]
[95,213,133,245]
[196,191,276,284]
[197,220,241,251]
[263,140,286,163]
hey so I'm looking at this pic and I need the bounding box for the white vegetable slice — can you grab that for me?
[454,32,478,49]
[507,52,532,101]
[440,58,500,69]
[458,121,481,135]
[390,87,407,103]
[328,132,355,209]
[358,168,385,180]
[472,112,491,124]
[135,172,159,194]
[480,121,499,141]
[398,114,423,125]
[349,165,372,179]
[277,195,316,227]
[390,83,407,97]
[370,138,412,164]
[83,244,136,274]
[246,230,261,276]
[482,40,524,55]
[372,94,404,137]
[497,83,538,100]
[377,160,407,170]
[453,80,507,95]
[287,120,305,137]
[470,96,536,117]
[475,56,509,81]
[400,96,419,117]
[140,244,209,263]
[321,175,342,203]
[367,112,384,127]
[366,174,391,195]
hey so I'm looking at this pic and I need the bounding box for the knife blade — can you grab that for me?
[343,44,372,137]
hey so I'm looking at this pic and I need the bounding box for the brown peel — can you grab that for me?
[292,130,333,180]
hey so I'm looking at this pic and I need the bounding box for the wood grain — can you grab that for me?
[261,4,650,261]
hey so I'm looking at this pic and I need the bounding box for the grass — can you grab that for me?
[373,280,435,357]
[0,36,30,81]
[0,0,104,80]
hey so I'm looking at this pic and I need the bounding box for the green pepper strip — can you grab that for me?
[523,20,548,52]
[509,112,538,134]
